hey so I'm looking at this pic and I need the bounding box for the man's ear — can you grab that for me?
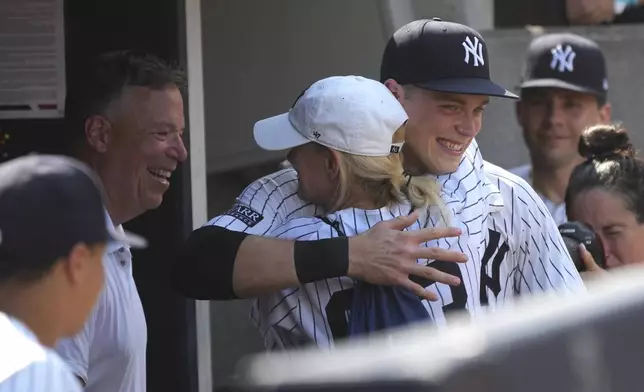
[383,79,406,103]
[599,102,612,124]
[84,115,112,153]
[60,243,92,286]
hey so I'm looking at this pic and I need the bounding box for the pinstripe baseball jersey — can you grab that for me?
[207,139,584,349]
[253,204,430,350]
[251,162,584,350]
[206,167,318,235]
[480,162,584,309]
[0,312,82,392]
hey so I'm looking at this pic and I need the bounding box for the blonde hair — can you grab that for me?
[327,126,445,223]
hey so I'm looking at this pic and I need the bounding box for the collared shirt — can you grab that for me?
[0,312,81,392]
[54,212,147,392]
[509,164,568,225]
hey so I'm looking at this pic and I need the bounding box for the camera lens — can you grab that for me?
[558,221,605,272]
[561,235,585,271]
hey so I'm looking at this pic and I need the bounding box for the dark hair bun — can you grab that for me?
[579,125,636,161]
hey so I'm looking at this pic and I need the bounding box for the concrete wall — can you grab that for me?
[200,0,644,386]
[411,0,494,31]
[201,0,390,175]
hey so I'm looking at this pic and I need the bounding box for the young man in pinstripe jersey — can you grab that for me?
[378,19,584,312]
[379,19,584,312]
[193,19,584,341]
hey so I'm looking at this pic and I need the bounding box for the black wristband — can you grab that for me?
[294,237,349,284]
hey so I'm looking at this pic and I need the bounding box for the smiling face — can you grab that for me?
[568,188,644,268]
[517,88,611,170]
[86,85,188,224]
[392,85,488,175]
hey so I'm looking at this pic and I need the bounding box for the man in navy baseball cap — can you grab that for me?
[510,33,612,225]
[519,33,608,101]
[380,18,518,176]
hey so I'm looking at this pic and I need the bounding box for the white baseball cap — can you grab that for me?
[253,75,408,157]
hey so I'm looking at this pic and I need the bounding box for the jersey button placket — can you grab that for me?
[118,248,126,266]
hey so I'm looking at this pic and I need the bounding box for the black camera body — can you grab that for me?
[558,221,605,272]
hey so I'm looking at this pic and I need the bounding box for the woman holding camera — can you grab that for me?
[565,124,644,278]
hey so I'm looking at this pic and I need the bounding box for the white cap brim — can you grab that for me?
[253,112,311,151]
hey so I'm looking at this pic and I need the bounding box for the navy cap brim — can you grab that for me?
[107,226,148,249]
[414,77,519,99]
[519,78,602,96]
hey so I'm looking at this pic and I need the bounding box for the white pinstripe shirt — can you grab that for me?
[208,140,584,349]
[0,313,81,392]
[255,204,441,349]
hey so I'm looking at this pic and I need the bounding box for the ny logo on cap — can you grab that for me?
[550,44,576,72]
[462,36,484,67]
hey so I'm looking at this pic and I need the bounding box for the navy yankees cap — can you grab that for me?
[380,18,518,99]
[0,155,146,279]
[519,33,608,99]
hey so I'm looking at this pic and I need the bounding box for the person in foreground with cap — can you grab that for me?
[510,33,612,225]
[251,75,461,349]
[0,154,144,392]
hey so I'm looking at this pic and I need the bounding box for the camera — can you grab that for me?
[558,221,605,272]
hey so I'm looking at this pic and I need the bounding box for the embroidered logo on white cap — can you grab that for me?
[253,76,408,157]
